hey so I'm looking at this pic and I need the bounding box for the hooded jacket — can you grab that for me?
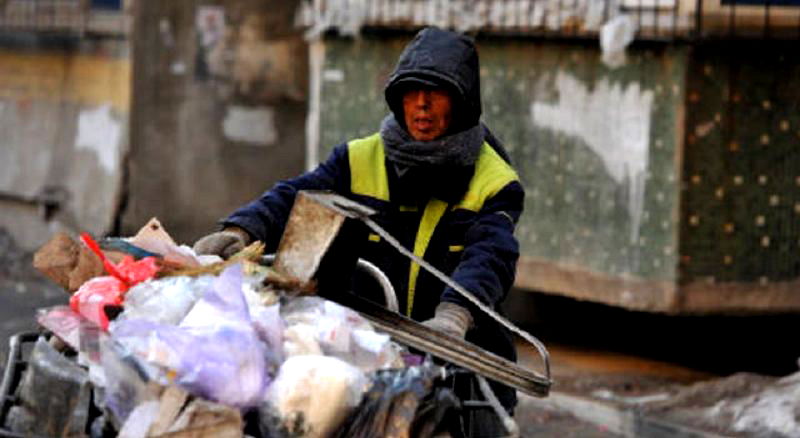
[224,27,523,410]
[385,27,482,133]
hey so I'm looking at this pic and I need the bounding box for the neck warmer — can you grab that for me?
[379,115,484,168]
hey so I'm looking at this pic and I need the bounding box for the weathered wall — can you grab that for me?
[315,34,686,311]
[122,0,307,244]
[678,42,800,313]
[0,40,131,250]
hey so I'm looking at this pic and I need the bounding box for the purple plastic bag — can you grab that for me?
[111,264,269,408]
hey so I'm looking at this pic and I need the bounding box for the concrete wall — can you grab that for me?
[122,0,308,245]
[678,42,800,313]
[0,38,131,250]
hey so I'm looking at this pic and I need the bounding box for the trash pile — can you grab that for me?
[5,219,457,438]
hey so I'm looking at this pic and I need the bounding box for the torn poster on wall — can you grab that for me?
[195,6,305,104]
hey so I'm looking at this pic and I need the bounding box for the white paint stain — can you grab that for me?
[223,105,277,146]
[531,71,654,244]
[76,104,123,174]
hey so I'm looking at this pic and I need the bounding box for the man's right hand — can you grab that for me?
[192,227,251,259]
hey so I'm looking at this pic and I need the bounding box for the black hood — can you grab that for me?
[385,27,482,134]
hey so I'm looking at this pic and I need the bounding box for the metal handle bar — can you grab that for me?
[261,255,399,313]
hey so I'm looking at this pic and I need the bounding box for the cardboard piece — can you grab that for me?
[33,232,104,293]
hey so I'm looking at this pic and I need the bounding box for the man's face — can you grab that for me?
[402,87,452,141]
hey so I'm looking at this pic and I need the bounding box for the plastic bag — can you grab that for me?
[180,262,251,328]
[81,233,159,286]
[70,276,128,330]
[600,14,637,68]
[36,305,90,350]
[95,334,161,428]
[263,355,368,438]
[114,255,160,286]
[110,264,270,408]
[250,302,284,365]
[281,297,402,371]
[118,275,214,326]
[69,234,160,330]
[333,362,455,438]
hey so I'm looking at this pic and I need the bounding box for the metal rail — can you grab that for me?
[337,291,551,397]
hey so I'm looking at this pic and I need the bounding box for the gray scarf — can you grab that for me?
[379,115,484,167]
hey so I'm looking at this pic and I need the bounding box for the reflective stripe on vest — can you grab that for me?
[406,198,448,316]
[348,134,519,315]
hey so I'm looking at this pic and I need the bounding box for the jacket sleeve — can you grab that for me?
[222,143,351,251]
[440,181,524,315]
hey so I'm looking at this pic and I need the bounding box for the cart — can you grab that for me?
[0,191,551,437]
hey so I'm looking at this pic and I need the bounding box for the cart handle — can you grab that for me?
[261,255,399,313]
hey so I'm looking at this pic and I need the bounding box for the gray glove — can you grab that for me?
[421,302,473,339]
[192,227,251,259]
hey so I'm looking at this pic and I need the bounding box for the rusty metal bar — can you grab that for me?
[338,291,552,397]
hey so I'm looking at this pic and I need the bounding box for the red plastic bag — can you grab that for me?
[80,233,160,286]
[114,255,160,285]
[71,233,161,329]
[70,276,127,330]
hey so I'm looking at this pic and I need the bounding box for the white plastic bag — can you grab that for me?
[264,355,368,438]
[118,275,214,326]
[281,297,402,371]
[600,15,637,68]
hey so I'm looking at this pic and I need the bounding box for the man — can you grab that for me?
[194,27,523,429]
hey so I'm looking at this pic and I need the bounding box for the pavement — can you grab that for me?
[512,340,718,437]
